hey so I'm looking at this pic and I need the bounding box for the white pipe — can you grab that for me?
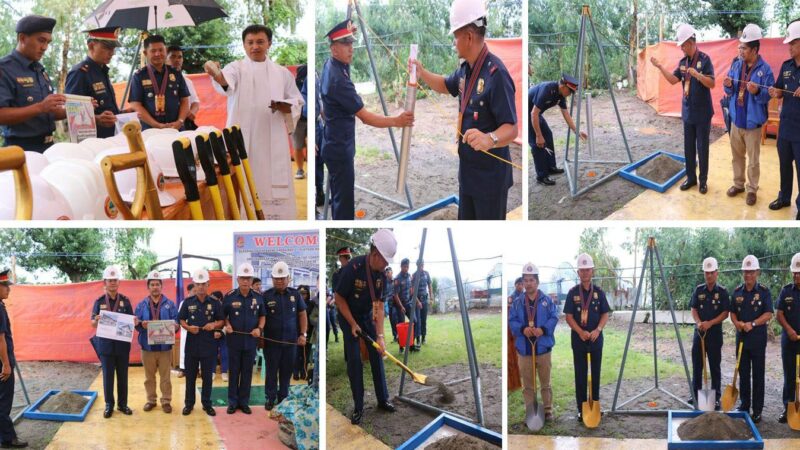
[397,44,418,193]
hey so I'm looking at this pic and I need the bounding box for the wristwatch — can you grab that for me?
[751,321,757,328]
[302,332,307,337]
[489,132,499,148]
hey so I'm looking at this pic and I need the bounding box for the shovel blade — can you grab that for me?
[697,389,716,412]
[582,400,601,428]
[788,402,800,431]
[412,373,427,385]
[525,400,545,431]
[720,386,738,412]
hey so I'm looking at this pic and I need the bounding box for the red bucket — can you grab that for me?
[397,322,414,349]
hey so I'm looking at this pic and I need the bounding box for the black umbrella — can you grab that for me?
[85,0,227,32]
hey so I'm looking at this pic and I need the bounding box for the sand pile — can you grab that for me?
[38,391,88,414]
[676,412,753,441]
[635,154,684,184]
[426,434,498,450]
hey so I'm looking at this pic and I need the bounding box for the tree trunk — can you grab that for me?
[628,0,638,87]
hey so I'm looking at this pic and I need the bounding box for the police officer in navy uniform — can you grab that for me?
[91,265,134,419]
[412,260,433,345]
[687,257,729,409]
[0,15,65,153]
[412,0,517,220]
[222,263,265,414]
[178,269,224,416]
[262,261,308,410]
[729,255,773,423]
[529,75,587,186]
[328,247,351,344]
[394,258,421,351]
[320,20,414,220]
[0,270,27,448]
[128,34,190,131]
[64,27,122,138]
[383,266,398,342]
[563,253,610,423]
[776,253,800,423]
[769,21,800,219]
[293,284,313,380]
[334,229,397,425]
[651,24,715,194]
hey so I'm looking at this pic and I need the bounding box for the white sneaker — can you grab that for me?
[295,169,305,179]
[222,373,228,382]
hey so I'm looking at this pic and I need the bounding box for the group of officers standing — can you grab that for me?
[89,261,308,419]
[509,252,800,426]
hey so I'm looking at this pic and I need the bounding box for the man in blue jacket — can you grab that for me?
[509,262,559,421]
[723,24,775,207]
[134,271,179,414]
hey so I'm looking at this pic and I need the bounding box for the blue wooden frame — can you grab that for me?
[396,413,502,450]
[22,390,97,422]
[619,151,687,193]
[396,195,459,221]
[667,410,763,449]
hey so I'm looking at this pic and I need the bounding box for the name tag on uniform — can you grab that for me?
[232,301,241,308]
[573,296,580,303]
[92,82,106,93]
[267,301,277,307]
[699,294,706,301]
[99,304,108,309]
[188,305,197,312]
[142,79,152,87]
[784,71,792,78]
[354,280,365,289]
[16,77,34,87]
[785,297,794,303]
[735,296,744,304]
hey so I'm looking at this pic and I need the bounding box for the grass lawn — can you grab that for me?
[508,324,686,434]
[326,312,501,413]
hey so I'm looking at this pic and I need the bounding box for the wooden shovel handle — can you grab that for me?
[732,341,743,386]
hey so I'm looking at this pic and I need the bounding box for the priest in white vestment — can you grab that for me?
[206,25,304,219]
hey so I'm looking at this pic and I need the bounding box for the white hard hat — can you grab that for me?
[0,173,74,220]
[95,146,177,209]
[44,142,95,163]
[79,137,114,157]
[195,126,221,136]
[370,229,397,263]
[675,24,697,46]
[24,151,50,175]
[237,263,255,278]
[146,270,162,281]
[522,262,539,275]
[192,268,210,284]
[784,21,800,44]
[146,134,206,182]
[740,23,763,43]
[741,255,760,271]
[40,160,106,220]
[140,127,176,141]
[272,261,289,278]
[576,253,594,269]
[103,265,121,280]
[702,257,718,272]
[790,253,800,273]
[448,0,487,34]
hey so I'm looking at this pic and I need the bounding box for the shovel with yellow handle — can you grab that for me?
[582,343,601,428]
[208,131,240,220]
[194,134,225,220]
[232,126,265,220]
[357,331,427,385]
[788,344,800,430]
[721,341,743,412]
[121,121,163,219]
[222,127,256,220]
[525,337,545,431]
[171,138,203,220]
[0,146,33,219]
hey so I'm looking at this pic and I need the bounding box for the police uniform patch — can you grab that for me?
[736,296,744,303]
[477,78,484,94]
[573,295,580,303]
[142,79,152,86]
[458,77,465,95]
[169,73,176,82]
[290,295,295,303]
[697,61,702,69]
[93,82,106,93]
[593,292,598,299]
[757,70,763,77]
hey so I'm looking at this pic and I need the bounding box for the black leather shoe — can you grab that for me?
[736,406,750,413]
[686,397,694,405]
[182,406,192,416]
[699,184,708,194]
[265,400,275,411]
[240,405,252,414]
[227,405,237,414]
[315,190,324,207]
[778,409,787,423]
[117,406,132,415]
[351,409,363,425]
[549,167,565,174]
[0,438,28,448]
[715,401,720,411]
[103,406,113,419]
[797,210,800,220]
[422,336,426,344]
[537,176,556,186]
[576,413,582,422]
[751,413,761,423]
[204,406,216,416]
[378,402,396,412]
[680,180,697,191]
[769,198,791,210]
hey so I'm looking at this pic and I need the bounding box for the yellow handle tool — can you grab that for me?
[0,146,33,219]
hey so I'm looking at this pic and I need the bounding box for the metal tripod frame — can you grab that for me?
[322,0,458,220]
[563,5,633,197]
[12,364,31,423]
[610,237,694,415]
[395,228,485,426]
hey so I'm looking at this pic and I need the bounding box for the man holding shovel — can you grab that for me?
[688,257,730,410]
[508,262,558,423]
[0,270,27,448]
[729,255,773,423]
[334,229,397,425]
[776,253,800,424]
[563,254,609,424]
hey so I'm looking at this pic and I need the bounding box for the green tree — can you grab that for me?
[0,229,106,282]
[577,228,621,294]
[325,228,377,281]
[775,0,800,29]
[105,229,157,280]
[671,0,766,39]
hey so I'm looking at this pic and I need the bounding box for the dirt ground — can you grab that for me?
[510,321,799,439]
[11,361,100,449]
[351,96,523,219]
[356,363,501,448]
[529,91,726,220]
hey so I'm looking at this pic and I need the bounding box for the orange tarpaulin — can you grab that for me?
[7,271,232,363]
[637,37,788,129]
[487,38,523,145]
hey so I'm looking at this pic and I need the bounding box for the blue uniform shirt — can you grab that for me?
[0,50,56,141]
[129,64,190,130]
[65,57,120,138]
[263,287,306,342]
[91,293,134,356]
[178,295,224,358]
[394,271,412,304]
[411,270,431,299]
[774,58,800,142]
[443,50,516,197]
[383,278,395,304]
[690,283,730,342]
[134,295,179,352]
[528,82,566,146]
[777,283,800,344]
[730,283,773,350]
[223,288,265,350]
[672,51,715,124]
[0,301,15,370]
[563,284,610,351]
[334,255,386,318]
[320,57,364,163]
